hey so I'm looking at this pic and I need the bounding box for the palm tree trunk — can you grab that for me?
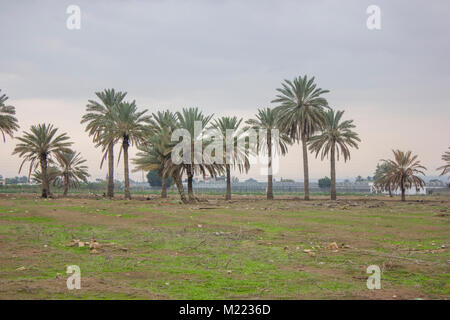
[123,136,131,200]
[225,164,231,200]
[187,165,195,202]
[161,173,167,198]
[40,156,49,198]
[301,135,310,200]
[107,143,114,198]
[174,173,187,204]
[267,132,273,200]
[330,147,336,200]
[401,179,405,201]
[63,173,69,196]
[388,185,392,197]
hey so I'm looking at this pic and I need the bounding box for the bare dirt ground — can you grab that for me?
[0,193,448,299]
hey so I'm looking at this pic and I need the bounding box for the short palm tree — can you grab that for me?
[381,150,427,201]
[0,89,19,142]
[133,127,187,202]
[245,108,291,199]
[309,109,361,200]
[108,100,152,199]
[32,166,61,187]
[272,75,329,200]
[437,147,450,180]
[211,116,250,200]
[56,151,90,196]
[81,89,127,198]
[13,124,73,198]
[146,110,178,197]
[374,161,394,197]
[176,107,219,202]
[149,110,178,134]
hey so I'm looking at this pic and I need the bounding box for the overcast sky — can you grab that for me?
[1,0,449,182]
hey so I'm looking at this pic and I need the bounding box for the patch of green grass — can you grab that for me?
[0,215,53,223]
[63,206,140,218]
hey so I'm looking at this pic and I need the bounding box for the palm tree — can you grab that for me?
[272,75,330,200]
[437,147,450,180]
[374,162,394,197]
[309,110,361,200]
[32,166,61,188]
[245,108,291,199]
[13,124,73,198]
[133,127,188,203]
[381,150,427,201]
[107,100,151,199]
[56,151,90,196]
[176,107,218,202]
[211,116,250,200]
[0,89,19,142]
[147,110,178,198]
[81,89,127,198]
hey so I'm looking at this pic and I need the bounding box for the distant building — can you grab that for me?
[369,182,426,195]
[427,179,445,187]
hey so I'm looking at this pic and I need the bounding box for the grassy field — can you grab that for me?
[0,193,448,300]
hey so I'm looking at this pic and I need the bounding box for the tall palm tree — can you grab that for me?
[107,100,151,199]
[81,89,127,198]
[0,90,19,142]
[272,75,329,200]
[437,147,450,180]
[309,110,361,200]
[211,116,250,200]
[245,108,291,200]
[176,107,218,202]
[381,150,427,201]
[56,151,90,196]
[13,124,73,198]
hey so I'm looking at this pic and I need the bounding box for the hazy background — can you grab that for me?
[1,0,449,182]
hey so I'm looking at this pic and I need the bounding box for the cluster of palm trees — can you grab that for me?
[1,79,449,202]
[81,89,151,200]
[81,76,361,202]
[11,124,89,198]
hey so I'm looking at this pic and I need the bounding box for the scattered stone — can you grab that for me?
[66,240,79,247]
[16,266,26,271]
[325,242,339,250]
[89,239,102,250]
[227,270,232,274]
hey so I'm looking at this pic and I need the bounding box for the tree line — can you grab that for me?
[1,78,449,202]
